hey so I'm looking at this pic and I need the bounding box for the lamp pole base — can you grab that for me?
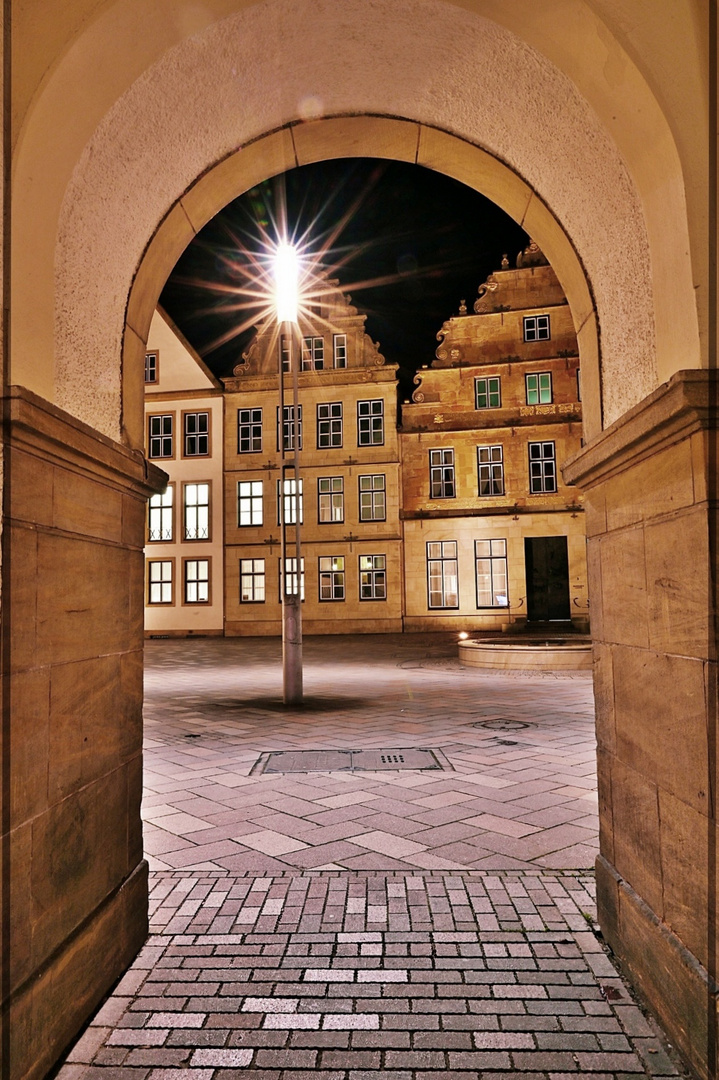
[282,594,303,705]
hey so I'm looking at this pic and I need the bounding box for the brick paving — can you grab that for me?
[56,635,688,1078]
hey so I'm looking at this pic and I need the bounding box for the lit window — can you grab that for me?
[240,558,265,603]
[319,555,345,601]
[357,399,384,445]
[477,445,504,496]
[475,376,501,409]
[528,441,557,493]
[317,402,343,448]
[279,557,305,600]
[148,414,173,458]
[333,334,347,368]
[184,559,210,603]
[148,560,173,604]
[183,482,210,540]
[144,352,158,384]
[475,539,509,608]
[238,408,262,453]
[302,336,325,370]
[427,541,459,609]
[359,554,386,601]
[238,481,263,526]
[278,405,303,451]
[526,372,553,405]
[524,314,550,342]
[318,477,344,523]
[429,448,455,498]
[148,487,173,542]
[277,477,303,524]
[359,474,386,521]
[184,411,209,456]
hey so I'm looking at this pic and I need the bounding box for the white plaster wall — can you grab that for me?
[55,0,654,440]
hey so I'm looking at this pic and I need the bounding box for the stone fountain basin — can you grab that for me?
[459,636,592,671]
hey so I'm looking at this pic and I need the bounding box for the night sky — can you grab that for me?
[160,158,528,401]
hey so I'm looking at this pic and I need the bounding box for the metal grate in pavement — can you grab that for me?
[254,746,449,774]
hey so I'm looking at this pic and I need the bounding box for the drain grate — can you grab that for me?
[255,747,449,775]
[473,718,532,731]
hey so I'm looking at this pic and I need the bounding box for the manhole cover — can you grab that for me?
[255,747,448,774]
[474,718,532,731]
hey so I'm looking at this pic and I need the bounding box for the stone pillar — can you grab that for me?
[564,370,718,1080]
[1,387,165,1080]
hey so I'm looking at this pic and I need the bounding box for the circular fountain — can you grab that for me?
[459,634,592,671]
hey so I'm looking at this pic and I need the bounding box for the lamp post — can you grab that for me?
[275,244,303,705]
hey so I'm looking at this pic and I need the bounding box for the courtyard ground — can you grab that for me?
[56,634,686,1079]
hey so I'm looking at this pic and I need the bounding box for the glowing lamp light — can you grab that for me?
[274,243,299,324]
[458,631,469,641]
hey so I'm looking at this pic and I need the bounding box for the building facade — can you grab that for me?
[143,309,225,636]
[400,243,588,633]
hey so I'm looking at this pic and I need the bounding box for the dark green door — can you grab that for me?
[524,536,571,622]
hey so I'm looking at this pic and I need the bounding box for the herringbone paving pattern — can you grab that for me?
[56,636,687,1078]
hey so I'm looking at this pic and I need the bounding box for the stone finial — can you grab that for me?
[459,298,467,315]
[516,239,548,268]
[501,253,509,269]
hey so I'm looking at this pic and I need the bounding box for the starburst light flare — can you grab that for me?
[274,242,299,324]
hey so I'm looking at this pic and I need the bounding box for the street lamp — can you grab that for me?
[274,244,303,705]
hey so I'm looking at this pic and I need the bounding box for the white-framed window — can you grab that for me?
[524,314,551,342]
[477,445,504,496]
[429,448,455,498]
[278,405,303,451]
[317,402,343,448]
[359,554,386,601]
[333,334,347,368]
[240,558,265,603]
[184,411,210,456]
[280,335,291,373]
[475,539,509,608]
[279,557,305,600]
[237,480,263,526]
[148,414,173,458]
[318,477,344,523]
[528,441,557,493]
[144,351,158,384]
[427,541,459,609]
[359,474,386,521]
[319,555,345,601]
[184,558,210,604]
[147,486,173,542]
[302,336,325,370]
[183,482,210,540]
[277,477,303,524]
[238,408,262,453]
[525,372,553,405]
[148,559,173,605]
[357,399,384,445]
[475,376,501,409]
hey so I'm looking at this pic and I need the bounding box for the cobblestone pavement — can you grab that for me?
[57,636,688,1078]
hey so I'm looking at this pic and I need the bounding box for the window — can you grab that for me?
[183,482,210,540]
[278,405,303,450]
[359,474,386,521]
[148,487,173,542]
[524,314,551,341]
[359,554,386,600]
[277,477,304,524]
[475,539,509,608]
[317,402,342,448]
[318,477,344,522]
[429,448,455,498]
[528,441,557,493]
[477,445,504,496]
[427,541,459,609]
[238,480,263,526]
[184,411,210,456]
[238,408,262,453]
[333,334,347,368]
[240,558,265,603]
[302,336,325,370]
[577,369,582,402]
[279,335,291,373]
[184,559,210,603]
[148,414,173,458]
[475,376,501,409]
[144,351,158,384]
[525,372,553,405]
[279,557,305,600]
[319,555,345,600]
[148,560,173,604]
[357,399,384,445]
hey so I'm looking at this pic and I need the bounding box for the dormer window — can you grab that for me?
[524,314,550,342]
[144,351,158,383]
